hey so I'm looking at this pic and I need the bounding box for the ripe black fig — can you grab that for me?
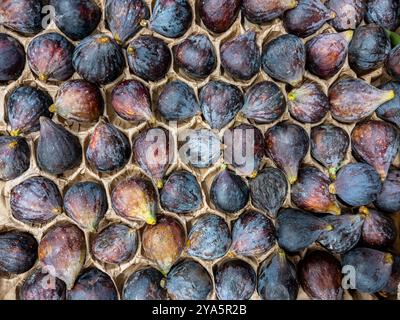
[0,136,30,181]
[326,0,365,31]
[381,256,400,296]
[386,46,400,81]
[242,0,298,24]
[0,33,25,82]
[376,82,400,127]
[365,0,399,31]
[375,169,400,213]
[198,0,241,34]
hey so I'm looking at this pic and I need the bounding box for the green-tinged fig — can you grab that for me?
[375,169,400,213]
[326,0,365,31]
[242,0,298,24]
[123,267,167,300]
[376,82,400,127]
[0,136,30,181]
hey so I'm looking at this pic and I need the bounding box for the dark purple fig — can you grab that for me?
[329,163,382,207]
[122,267,167,300]
[166,260,212,300]
[50,0,101,41]
[6,86,53,135]
[342,247,393,293]
[262,34,306,86]
[36,117,82,175]
[160,170,202,214]
[214,259,256,300]
[0,136,30,181]
[220,31,260,81]
[326,0,365,31]
[0,33,25,82]
[365,0,399,31]
[127,35,171,82]
[187,214,231,260]
[265,122,309,184]
[198,0,241,34]
[0,230,38,276]
[258,249,299,300]
[375,169,400,213]
[156,80,200,121]
[0,0,42,35]
[381,256,400,296]
[111,176,157,225]
[173,33,217,79]
[283,0,336,38]
[67,268,118,300]
[64,181,108,232]
[386,45,400,81]
[91,223,137,265]
[241,81,286,124]
[329,78,395,123]
[86,119,131,173]
[242,0,298,24]
[27,33,74,82]
[149,0,193,38]
[38,223,86,289]
[376,82,400,127]
[288,82,329,123]
[298,250,343,300]
[10,176,62,225]
[291,167,341,215]
[348,24,391,74]
[105,0,149,45]
[231,211,276,257]
[310,124,349,180]
[200,80,243,129]
[142,216,186,275]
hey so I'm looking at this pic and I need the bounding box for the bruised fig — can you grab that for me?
[64,181,108,232]
[198,0,241,34]
[365,0,399,31]
[261,34,306,86]
[0,33,25,82]
[381,256,400,296]
[0,136,30,181]
[386,46,400,81]
[123,267,167,300]
[265,122,309,184]
[329,78,395,123]
[298,250,343,300]
[326,0,365,31]
[375,169,400,213]
[10,176,62,225]
[142,216,185,274]
[376,82,400,127]
[242,0,298,24]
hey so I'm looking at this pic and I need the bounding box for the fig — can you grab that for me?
[187,214,231,261]
[64,181,108,232]
[242,0,298,24]
[0,33,25,82]
[381,256,400,296]
[325,0,365,31]
[198,0,241,34]
[10,176,63,225]
[0,136,30,181]
[386,46,400,81]
[365,0,399,31]
[376,82,400,127]
[375,169,400,213]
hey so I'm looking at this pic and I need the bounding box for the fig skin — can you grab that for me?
[10,176,63,225]
[242,0,298,24]
[142,216,186,275]
[375,169,400,213]
[0,230,38,276]
[376,82,400,127]
[198,0,241,34]
[0,136,30,181]
[187,214,231,261]
[0,33,25,82]
[63,181,108,232]
[91,223,137,265]
[386,45,400,82]
[365,0,399,31]
[326,0,365,31]
[261,34,306,86]
[241,81,286,124]
[36,117,82,175]
[111,176,157,225]
[265,122,309,185]
[381,256,400,296]
[298,250,343,300]
[6,86,53,135]
[287,82,329,123]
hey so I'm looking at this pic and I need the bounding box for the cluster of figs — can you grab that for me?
[0,0,400,300]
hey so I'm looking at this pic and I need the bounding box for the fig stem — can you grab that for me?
[49,104,57,113]
[328,183,336,194]
[384,253,394,265]
[288,175,297,184]
[10,129,20,137]
[249,170,258,179]
[113,33,122,45]
[139,19,148,27]
[97,36,110,44]
[325,224,334,231]
[287,91,297,101]
[328,167,337,180]
[341,30,354,43]
[7,140,18,149]
[38,73,48,82]
[156,180,164,189]
[359,206,370,217]
[220,163,227,171]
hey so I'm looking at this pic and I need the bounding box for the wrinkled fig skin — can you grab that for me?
[127,35,171,82]
[215,259,256,300]
[298,250,343,300]
[64,181,108,231]
[10,176,63,225]
[241,81,286,124]
[0,136,30,181]
[187,214,231,260]
[198,0,241,34]
[142,216,186,275]
[200,81,244,130]
[326,0,365,31]
[111,176,157,225]
[37,118,82,175]
[0,230,38,276]
[242,0,298,24]
[342,247,393,293]
[160,171,202,214]
[377,82,400,127]
[166,260,213,300]
[386,46,400,82]
[366,0,399,31]
[382,256,400,296]
[0,33,25,82]
[173,34,217,79]
[220,31,260,81]
[123,268,167,300]
[67,268,118,300]
[91,224,137,265]
[149,0,193,38]
[348,24,391,75]
[375,169,400,213]
[329,78,395,123]
[105,0,149,45]
[157,80,200,121]
[330,163,382,207]
[231,211,276,257]
[288,82,329,123]
[265,122,309,184]
[50,0,101,41]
